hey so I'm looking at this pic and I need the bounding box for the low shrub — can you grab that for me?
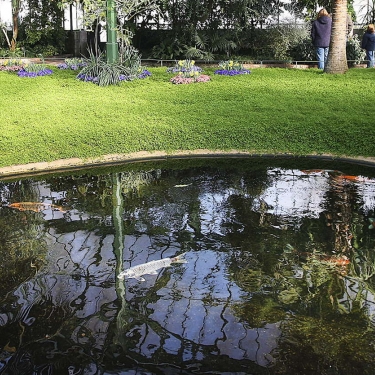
[77,47,151,86]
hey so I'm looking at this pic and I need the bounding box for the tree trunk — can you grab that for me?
[10,1,21,52]
[325,0,348,74]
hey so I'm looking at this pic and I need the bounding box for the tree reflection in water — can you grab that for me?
[0,158,375,375]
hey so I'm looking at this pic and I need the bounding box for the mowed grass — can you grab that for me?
[0,66,373,168]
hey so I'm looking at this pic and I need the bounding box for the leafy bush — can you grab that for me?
[151,37,185,60]
[346,35,366,65]
[78,52,123,86]
[0,48,24,58]
[32,44,59,57]
[119,45,143,77]
[289,36,315,61]
[267,23,312,61]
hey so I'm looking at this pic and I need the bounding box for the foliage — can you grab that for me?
[0,47,24,58]
[77,51,123,85]
[20,0,65,56]
[287,0,355,19]
[147,0,295,61]
[77,46,150,85]
[150,36,185,60]
[58,0,159,57]
[268,22,313,61]
[289,35,315,61]
[184,30,236,61]
[0,21,11,50]
[118,44,142,74]
[357,0,375,24]
[150,29,238,61]
[346,35,366,65]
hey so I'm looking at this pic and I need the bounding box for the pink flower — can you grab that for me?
[170,74,210,84]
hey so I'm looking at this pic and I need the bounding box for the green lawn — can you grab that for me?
[0,66,374,169]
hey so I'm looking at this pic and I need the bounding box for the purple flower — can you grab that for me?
[57,63,69,69]
[18,68,53,78]
[214,69,251,75]
[77,69,151,84]
[138,70,151,79]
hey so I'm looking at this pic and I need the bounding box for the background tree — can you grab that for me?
[20,0,65,56]
[358,0,375,24]
[10,0,22,52]
[58,0,159,54]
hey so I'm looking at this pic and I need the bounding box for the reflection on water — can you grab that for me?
[1,158,375,374]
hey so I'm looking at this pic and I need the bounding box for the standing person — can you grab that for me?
[361,24,375,68]
[311,8,332,70]
[98,18,107,54]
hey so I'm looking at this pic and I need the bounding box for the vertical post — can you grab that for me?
[69,4,73,31]
[106,0,118,63]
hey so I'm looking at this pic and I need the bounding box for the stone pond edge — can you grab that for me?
[1,150,375,179]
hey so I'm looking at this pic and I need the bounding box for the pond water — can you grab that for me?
[1,157,375,375]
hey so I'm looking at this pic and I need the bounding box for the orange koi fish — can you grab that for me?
[334,175,375,183]
[8,202,66,213]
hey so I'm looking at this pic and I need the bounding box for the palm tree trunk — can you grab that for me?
[325,0,348,74]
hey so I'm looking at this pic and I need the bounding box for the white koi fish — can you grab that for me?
[118,253,187,281]
[174,183,192,188]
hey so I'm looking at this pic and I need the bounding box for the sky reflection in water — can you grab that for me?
[0,158,375,375]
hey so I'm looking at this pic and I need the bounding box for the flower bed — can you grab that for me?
[214,60,251,75]
[167,60,202,75]
[0,59,24,72]
[17,65,53,78]
[0,65,24,72]
[17,69,53,77]
[168,59,210,84]
[58,58,87,71]
[77,69,152,84]
[214,69,251,75]
[170,74,210,84]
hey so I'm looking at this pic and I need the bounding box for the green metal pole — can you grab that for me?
[106,0,118,63]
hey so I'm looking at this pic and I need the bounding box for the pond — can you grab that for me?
[1,156,375,375]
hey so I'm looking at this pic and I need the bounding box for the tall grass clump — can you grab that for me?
[77,46,149,86]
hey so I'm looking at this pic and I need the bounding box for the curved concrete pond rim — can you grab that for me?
[1,151,375,180]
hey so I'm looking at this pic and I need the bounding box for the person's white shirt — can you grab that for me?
[99,20,107,43]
